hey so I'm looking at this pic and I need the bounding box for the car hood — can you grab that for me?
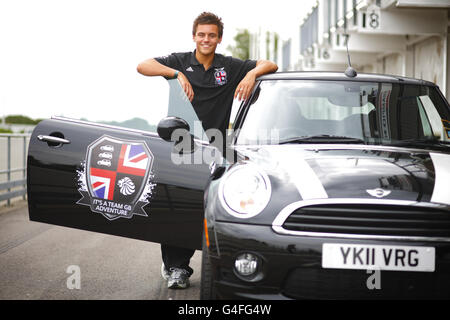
[232,144,450,205]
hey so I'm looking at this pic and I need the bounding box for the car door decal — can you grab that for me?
[76,135,156,221]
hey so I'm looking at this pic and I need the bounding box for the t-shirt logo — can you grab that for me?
[214,68,227,86]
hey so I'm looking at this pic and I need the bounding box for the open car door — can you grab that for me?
[27,79,213,250]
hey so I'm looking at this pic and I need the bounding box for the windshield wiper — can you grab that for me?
[278,135,366,145]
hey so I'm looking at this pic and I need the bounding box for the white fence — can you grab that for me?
[0,134,30,206]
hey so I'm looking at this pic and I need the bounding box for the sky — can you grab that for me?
[0,0,315,124]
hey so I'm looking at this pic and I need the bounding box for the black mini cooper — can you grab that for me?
[27,72,450,299]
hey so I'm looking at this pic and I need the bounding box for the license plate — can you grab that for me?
[322,243,435,272]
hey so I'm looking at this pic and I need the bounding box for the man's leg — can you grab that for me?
[161,244,195,288]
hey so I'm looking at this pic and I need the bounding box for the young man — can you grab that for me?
[137,12,278,289]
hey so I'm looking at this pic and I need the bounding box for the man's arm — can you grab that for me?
[137,58,194,101]
[234,60,278,101]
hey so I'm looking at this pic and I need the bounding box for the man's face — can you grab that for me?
[193,24,222,56]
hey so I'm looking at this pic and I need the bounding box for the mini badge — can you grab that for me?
[77,135,156,221]
[366,188,391,198]
[214,67,227,86]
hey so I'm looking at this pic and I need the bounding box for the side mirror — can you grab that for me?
[157,116,190,142]
[157,116,196,153]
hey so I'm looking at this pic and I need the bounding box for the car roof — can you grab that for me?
[257,71,436,86]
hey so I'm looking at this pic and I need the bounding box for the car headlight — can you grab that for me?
[219,165,271,218]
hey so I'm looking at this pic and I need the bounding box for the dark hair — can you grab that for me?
[192,12,224,38]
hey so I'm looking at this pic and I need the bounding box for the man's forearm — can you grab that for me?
[235,60,278,101]
[249,60,278,78]
[137,58,178,78]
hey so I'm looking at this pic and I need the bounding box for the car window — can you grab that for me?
[166,79,207,140]
[236,80,450,145]
[51,77,207,141]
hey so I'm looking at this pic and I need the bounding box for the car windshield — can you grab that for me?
[235,80,450,147]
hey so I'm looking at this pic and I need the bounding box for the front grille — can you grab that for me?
[282,204,450,238]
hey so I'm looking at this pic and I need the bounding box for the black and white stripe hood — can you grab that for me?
[234,145,450,206]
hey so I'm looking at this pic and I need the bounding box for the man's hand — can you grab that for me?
[234,60,278,102]
[177,72,194,102]
[234,71,256,101]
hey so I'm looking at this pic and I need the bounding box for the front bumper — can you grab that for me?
[209,222,450,299]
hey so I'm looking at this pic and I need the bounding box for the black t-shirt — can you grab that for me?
[155,51,257,137]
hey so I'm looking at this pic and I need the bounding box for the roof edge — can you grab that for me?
[257,71,436,86]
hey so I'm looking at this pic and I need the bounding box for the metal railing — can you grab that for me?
[0,133,30,206]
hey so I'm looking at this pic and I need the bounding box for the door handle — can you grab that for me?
[37,135,71,145]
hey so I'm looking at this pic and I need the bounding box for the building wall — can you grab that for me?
[358,35,446,95]
[249,28,279,64]
[447,23,450,99]
[0,124,35,133]
[384,53,403,76]
[413,36,445,91]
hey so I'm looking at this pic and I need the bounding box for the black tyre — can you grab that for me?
[200,234,217,300]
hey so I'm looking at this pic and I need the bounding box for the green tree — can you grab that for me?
[5,115,40,125]
[227,29,250,60]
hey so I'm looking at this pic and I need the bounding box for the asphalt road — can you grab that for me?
[0,201,202,300]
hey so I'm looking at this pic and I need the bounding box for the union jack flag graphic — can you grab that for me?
[90,168,116,200]
[117,144,149,176]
